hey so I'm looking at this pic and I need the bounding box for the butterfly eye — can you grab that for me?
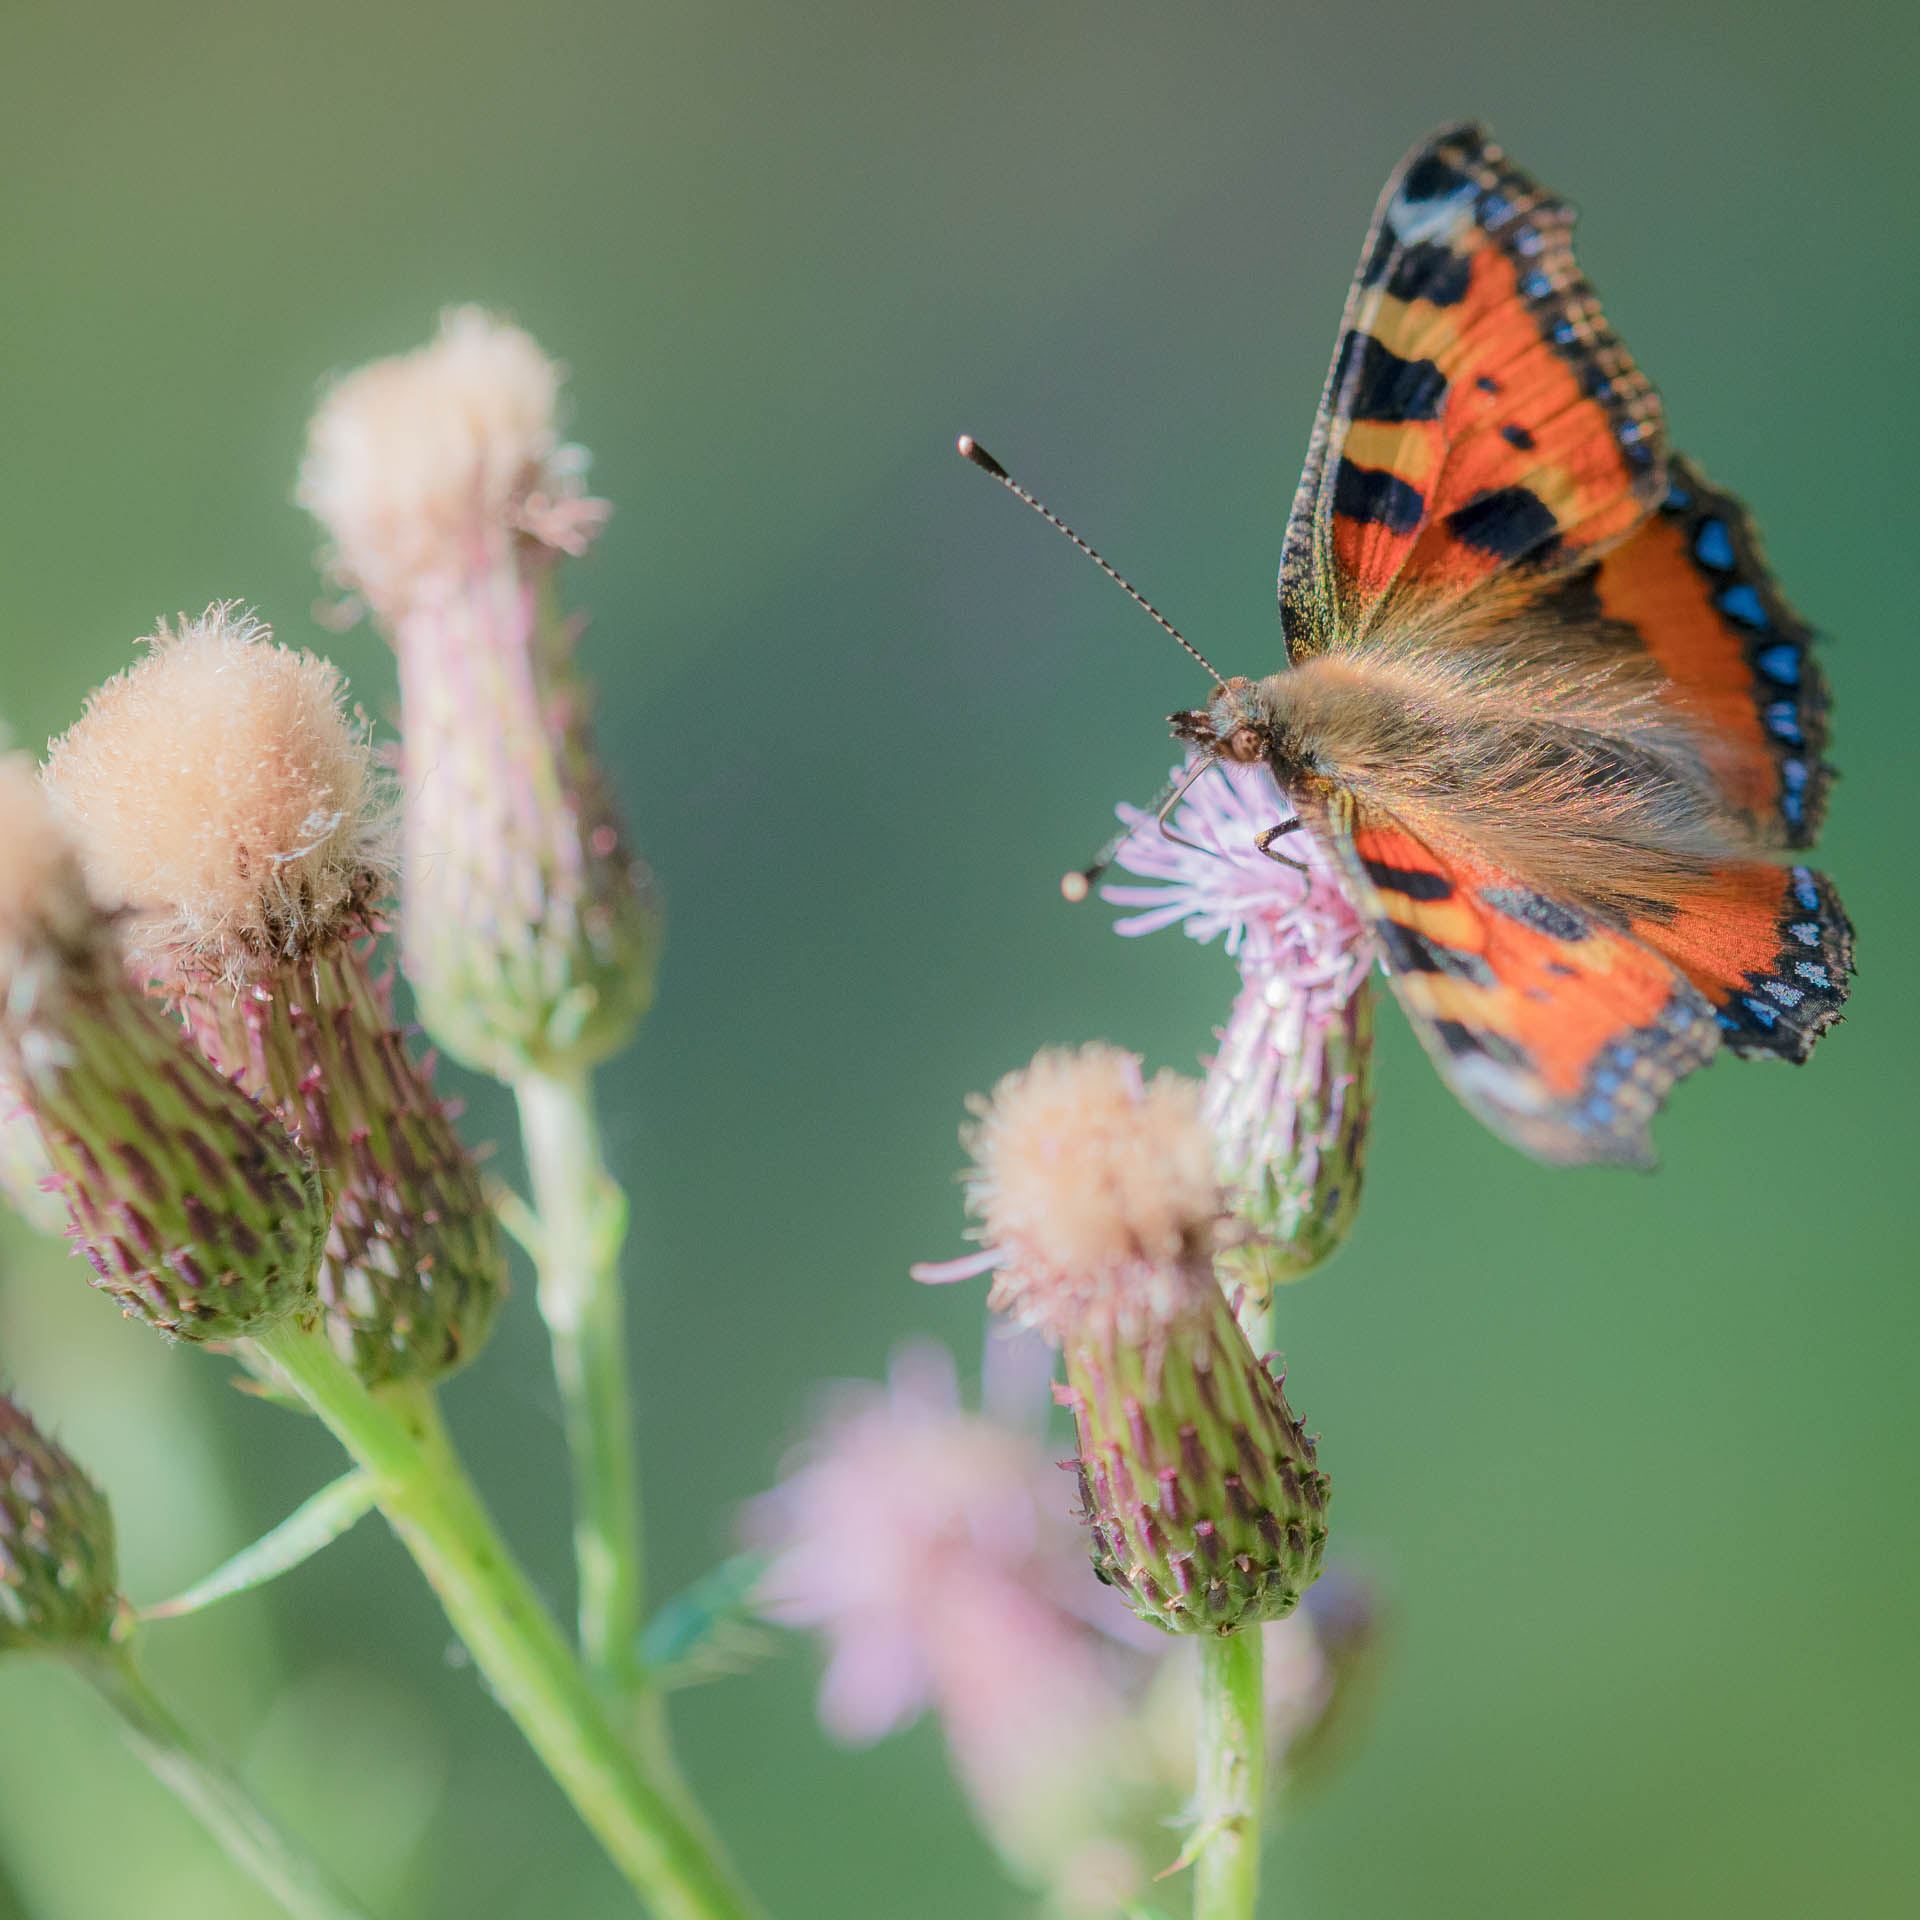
[1226,726,1267,763]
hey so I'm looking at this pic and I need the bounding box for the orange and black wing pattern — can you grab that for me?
[1279,122,1667,651]
[1319,805,1719,1167]
[1318,804,1852,1163]
[1628,860,1851,1063]
[1582,454,1834,846]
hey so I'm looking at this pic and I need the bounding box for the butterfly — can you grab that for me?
[1162,121,1854,1166]
[968,123,1852,1168]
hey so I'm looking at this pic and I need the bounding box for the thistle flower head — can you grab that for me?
[1105,759,1376,1291]
[0,760,325,1340]
[298,306,608,620]
[41,606,386,987]
[916,1043,1224,1346]
[0,1394,119,1655]
[1104,758,1371,994]
[297,310,654,1081]
[917,1044,1329,1634]
[42,630,501,1386]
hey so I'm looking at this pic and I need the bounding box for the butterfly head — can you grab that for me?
[1170,676,1275,766]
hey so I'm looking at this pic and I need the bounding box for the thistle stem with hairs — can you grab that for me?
[75,1647,370,1920]
[515,1067,647,1717]
[1193,1628,1267,1920]
[248,1322,761,1920]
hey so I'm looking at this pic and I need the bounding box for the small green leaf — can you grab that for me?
[140,1470,378,1620]
[639,1554,773,1690]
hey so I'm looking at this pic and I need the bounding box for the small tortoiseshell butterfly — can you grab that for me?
[971,123,1853,1167]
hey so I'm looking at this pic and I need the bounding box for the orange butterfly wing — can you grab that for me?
[1318,806,1852,1163]
[1583,455,1833,846]
[1317,806,1717,1167]
[1629,861,1851,1062]
[1280,122,1667,650]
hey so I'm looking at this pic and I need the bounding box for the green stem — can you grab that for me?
[249,1323,760,1920]
[76,1645,369,1920]
[515,1067,645,1711]
[1193,1629,1266,1920]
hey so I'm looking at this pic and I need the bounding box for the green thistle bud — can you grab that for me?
[0,1394,119,1654]
[915,1044,1329,1635]
[0,759,325,1340]
[298,308,659,1081]
[41,611,507,1385]
[186,941,505,1386]
[1209,976,1373,1302]
[1059,1288,1327,1633]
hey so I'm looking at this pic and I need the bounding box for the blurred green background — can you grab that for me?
[2,3,1915,1915]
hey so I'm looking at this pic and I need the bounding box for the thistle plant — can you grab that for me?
[0,1392,117,1657]
[912,1041,1342,1919]
[300,310,661,1730]
[298,307,658,1082]
[2,708,752,1917]
[0,304,1383,1920]
[916,1045,1330,1635]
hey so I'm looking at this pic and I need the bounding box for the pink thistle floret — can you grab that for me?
[1102,756,1373,1000]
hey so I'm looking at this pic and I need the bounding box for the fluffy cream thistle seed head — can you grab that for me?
[940,1044,1223,1345]
[41,607,387,986]
[298,306,608,618]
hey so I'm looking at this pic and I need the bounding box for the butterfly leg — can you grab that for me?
[1256,819,1309,872]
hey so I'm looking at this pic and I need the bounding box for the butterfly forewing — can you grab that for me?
[1280,122,1667,655]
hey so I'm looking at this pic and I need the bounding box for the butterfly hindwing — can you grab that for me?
[1280,122,1667,653]
[1627,859,1852,1061]
[1581,455,1833,846]
[1317,801,1721,1167]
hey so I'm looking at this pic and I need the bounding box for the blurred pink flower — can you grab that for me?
[746,1341,1158,1906]
[745,1340,1134,1717]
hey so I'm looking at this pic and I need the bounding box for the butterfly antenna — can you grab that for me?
[956,435,1227,688]
[1059,754,1219,903]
